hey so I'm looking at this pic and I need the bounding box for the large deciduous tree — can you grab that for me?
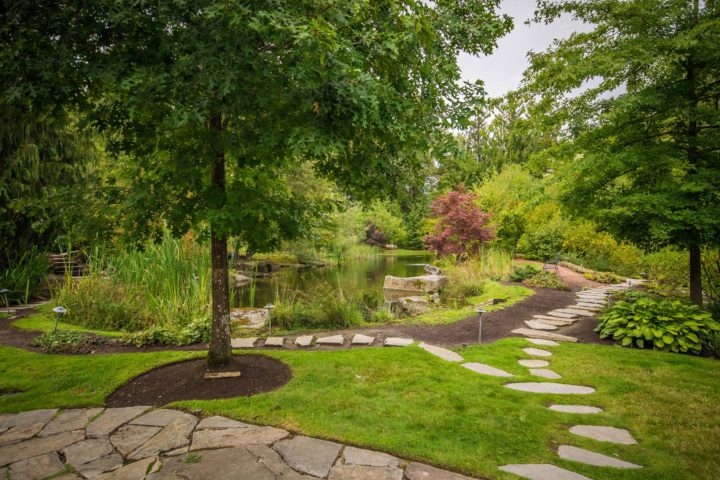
[523,0,720,306]
[2,1,512,365]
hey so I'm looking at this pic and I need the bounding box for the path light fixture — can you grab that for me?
[476,308,486,344]
[52,306,67,334]
[264,303,275,335]
[605,291,612,306]
[0,289,9,314]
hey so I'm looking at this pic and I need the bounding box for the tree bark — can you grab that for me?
[689,240,703,307]
[207,112,232,367]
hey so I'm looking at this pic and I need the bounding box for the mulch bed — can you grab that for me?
[106,354,291,407]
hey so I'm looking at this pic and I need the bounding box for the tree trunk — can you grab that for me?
[207,112,232,367]
[689,240,703,307]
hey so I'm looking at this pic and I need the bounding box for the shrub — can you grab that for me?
[641,248,688,296]
[32,330,108,354]
[524,271,569,290]
[441,251,514,304]
[596,297,720,354]
[0,247,50,304]
[583,271,625,284]
[509,264,540,282]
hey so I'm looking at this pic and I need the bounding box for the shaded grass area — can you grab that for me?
[0,340,717,479]
[13,313,124,337]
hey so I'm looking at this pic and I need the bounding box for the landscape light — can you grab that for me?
[476,308,487,344]
[264,304,275,335]
[52,306,67,333]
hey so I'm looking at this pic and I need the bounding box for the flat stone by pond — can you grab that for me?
[557,445,642,469]
[504,383,596,394]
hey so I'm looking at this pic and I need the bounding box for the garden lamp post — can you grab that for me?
[605,291,612,307]
[0,289,9,315]
[477,308,486,344]
[264,304,274,335]
[52,306,66,334]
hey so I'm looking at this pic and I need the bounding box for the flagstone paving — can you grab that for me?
[0,407,482,480]
[512,329,578,342]
[524,320,558,331]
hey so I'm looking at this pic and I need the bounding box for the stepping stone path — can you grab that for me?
[503,285,643,480]
[526,338,558,347]
[0,407,479,480]
[461,362,513,377]
[264,336,285,347]
[294,335,314,347]
[230,337,256,348]
[351,334,375,345]
[317,335,344,345]
[384,337,414,347]
[524,320,558,331]
[419,342,463,362]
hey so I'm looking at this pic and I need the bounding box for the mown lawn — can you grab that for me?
[0,339,717,479]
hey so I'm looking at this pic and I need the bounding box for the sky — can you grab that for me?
[459,1,591,98]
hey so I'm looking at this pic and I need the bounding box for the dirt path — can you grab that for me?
[515,259,605,291]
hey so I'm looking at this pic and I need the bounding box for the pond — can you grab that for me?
[232,253,435,308]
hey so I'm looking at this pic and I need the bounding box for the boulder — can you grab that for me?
[390,296,432,317]
[383,275,447,293]
[233,274,252,285]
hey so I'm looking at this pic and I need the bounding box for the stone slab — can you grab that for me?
[499,464,592,480]
[87,406,150,438]
[531,316,574,326]
[8,452,64,480]
[110,425,161,458]
[204,371,242,379]
[130,409,197,428]
[95,455,159,480]
[0,430,85,466]
[518,359,549,368]
[405,462,475,480]
[522,348,552,357]
[317,335,344,345]
[246,444,314,479]
[63,438,114,466]
[329,464,403,480]
[544,311,577,319]
[190,426,289,450]
[39,408,104,437]
[263,336,285,347]
[504,383,595,394]
[274,435,342,478]
[351,334,375,345]
[294,335,314,347]
[383,338,413,347]
[574,304,601,311]
[196,416,250,430]
[0,409,57,430]
[526,338,559,347]
[128,417,198,460]
[76,453,124,478]
[343,446,399,467]
[0,423,44,445]
[530,369,562,379]
[549,405,603,414]
[558,445,642,469]
[569,425,638,444]
[513,329,578,343]
[419,342,464,362]
[461,362,513,377]
[554,308,595,317]
[231,337,257,348]
[524,320,558,331]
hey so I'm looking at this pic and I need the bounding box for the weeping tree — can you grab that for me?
[2,0,512,365]
[523,0,720,306]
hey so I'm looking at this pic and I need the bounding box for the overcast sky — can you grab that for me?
[459,1,591,98]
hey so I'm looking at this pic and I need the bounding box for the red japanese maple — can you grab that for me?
[424,185,495,257]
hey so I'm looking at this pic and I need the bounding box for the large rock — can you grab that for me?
[391,296,432,317]
[383,275,447,293]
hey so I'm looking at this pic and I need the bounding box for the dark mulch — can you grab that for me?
[106,354,291,407]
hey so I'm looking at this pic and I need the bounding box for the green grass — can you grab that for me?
[379,248,434,257]
[404,281,533,325]
[1,340,716,479]
[12,314,124,338]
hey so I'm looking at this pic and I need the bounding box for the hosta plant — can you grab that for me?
[596,297,720,354]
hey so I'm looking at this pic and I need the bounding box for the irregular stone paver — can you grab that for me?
[110,425,161,457]
[419,342,464,362]
[317,335,344,345]
[555,308,595,317]
[574,303,601,311]
[351,334,375,345]
[461,363,513,377]
[530,369,562,380]
[406,462,475,479]
[196,416,250,429]
[549,405,603,414]
[518,359,549,368]
[130,409,197,428]
[383,338,413,347]
[0,423,44,445]
[190,426,289,450]
[343,446,399,467]
[76,453,124,478]
[8,452,64,480]
[524,320,558,331]
[499,464,592,480]
[522,348,552,357]
[264,336,285,347]
[274,436,342,478]
[295,335,314,347]
[513,329,577,343]
[95,455,159,480]
[569,425,638,444]
[39,408,103,437]
[87,406,149,438]
[544,311,577,319]
[557,445,642,469]
[0,430,85,466]
[0,409,57,430]
[63,438,114,466]
[504,383,595,394]
[329,464,403,480]
[231,337,257,348]
[526,338,559,347]
[246,444,317,479]
[128,417,198,460]
[530,317,573,326]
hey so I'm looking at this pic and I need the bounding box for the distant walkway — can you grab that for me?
[514,259,604,291]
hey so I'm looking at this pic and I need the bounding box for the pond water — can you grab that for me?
[232,253,435,308]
